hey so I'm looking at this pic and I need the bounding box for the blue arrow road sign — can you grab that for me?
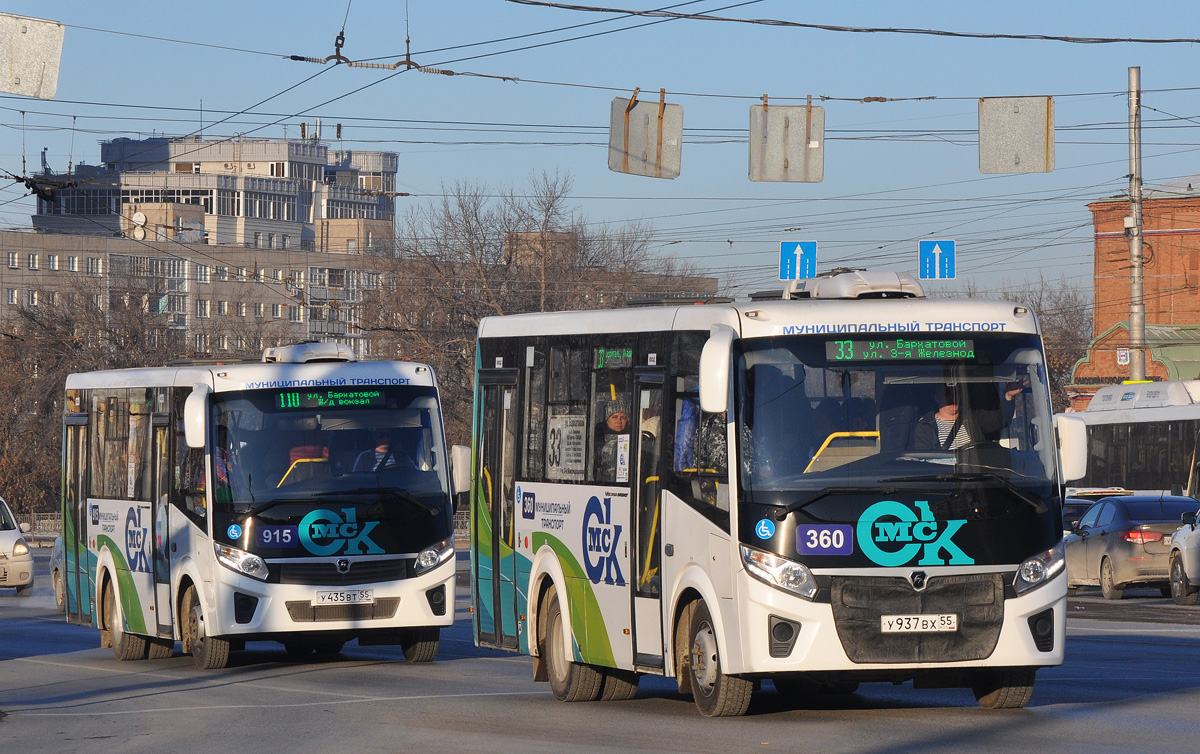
[780,240,818,280]
[918,240,956,280]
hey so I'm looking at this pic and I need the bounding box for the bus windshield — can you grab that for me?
[208,385,452,518]
[734,333,1057,512]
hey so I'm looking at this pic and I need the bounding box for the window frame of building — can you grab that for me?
[47,254,58,271]
[27,254,38,270]
[67,256,79,272]
[6,252,17,269]
[196,299,210,319]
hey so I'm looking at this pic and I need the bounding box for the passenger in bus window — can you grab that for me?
[354,430,416,472]
[595,408,630,481]
[913,382,1023,452]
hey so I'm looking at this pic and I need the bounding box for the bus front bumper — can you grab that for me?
[205,558,456,638]
[728,568,1066,676]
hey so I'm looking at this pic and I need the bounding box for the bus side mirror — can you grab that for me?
[699,325,737,414]
[183,384,211,449]
[450,444,471,497]
[1054,414,1087,482]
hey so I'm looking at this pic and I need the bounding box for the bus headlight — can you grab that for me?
[415,537,454,575]
[13,537,29,557]
[214,542,269,581]
[1014,541,1065,595]
[740,545,817,600]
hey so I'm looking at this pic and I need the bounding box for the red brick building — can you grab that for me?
[1068,181,1200,410]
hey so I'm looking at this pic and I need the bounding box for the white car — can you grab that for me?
[0,496,34,597]
[1168,503,1200,606]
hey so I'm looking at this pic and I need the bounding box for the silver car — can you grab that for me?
[1168,504,1200,606]
[1065,495,1196,600]
[0,496,34,597]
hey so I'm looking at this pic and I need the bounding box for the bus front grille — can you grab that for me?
[272,558,411,586]
[829,573,1004,664]
[285,598,401,622]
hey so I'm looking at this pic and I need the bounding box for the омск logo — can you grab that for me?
[856,500,973,567]
[583,495,625,586]
[299,508,383,556]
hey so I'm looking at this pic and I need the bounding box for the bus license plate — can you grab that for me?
[315,589,374,605]
[880,614,957,633]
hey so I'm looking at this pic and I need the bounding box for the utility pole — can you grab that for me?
[1128,66,1146,382]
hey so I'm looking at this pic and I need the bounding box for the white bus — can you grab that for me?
[62,343,466,669]
[469,270,1077,716]
[1064,380,1200,496]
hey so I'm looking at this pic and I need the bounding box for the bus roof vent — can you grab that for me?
[261,342,358,363]
[781,268,925,300]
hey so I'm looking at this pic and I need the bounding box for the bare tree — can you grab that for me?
[358,172,712,443]
[931,275,1093,412]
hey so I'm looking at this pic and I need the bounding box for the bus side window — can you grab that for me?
[671,386,729,512]
[172,388,207,526]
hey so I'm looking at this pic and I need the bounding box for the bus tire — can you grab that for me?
[399,627,440,663]
[542,586,602,702]
[1099,558,1123,600]
[183,585,230,670]
[104,581,147,661]
[972,667,1035,709]
[1171,554,1198,606]
[688,599,752,717]
[598,668,639,701]
[147,637,174,660]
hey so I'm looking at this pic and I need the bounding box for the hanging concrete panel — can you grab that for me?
[979,96,1054,174]
[748,104,824,182]
[608,96,683,179]
[0,13,64,100]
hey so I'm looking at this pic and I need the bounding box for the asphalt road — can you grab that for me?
[3,549,1199,754]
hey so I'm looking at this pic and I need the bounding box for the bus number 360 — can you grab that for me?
[797,524,853,556]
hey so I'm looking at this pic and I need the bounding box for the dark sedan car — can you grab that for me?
[1065,495,1197,600]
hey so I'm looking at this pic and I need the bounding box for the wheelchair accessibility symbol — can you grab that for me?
[755,519,776,540]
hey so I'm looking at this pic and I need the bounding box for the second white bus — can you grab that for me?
[62,343,467,668]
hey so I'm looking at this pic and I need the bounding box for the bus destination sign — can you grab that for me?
[276,388,386,409]
[826,338,976,362]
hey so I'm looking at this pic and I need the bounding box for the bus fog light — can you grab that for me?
[1014,541,1064,595]
[415,537,454,575]
[741,545,817,600]
[215,543,269,581]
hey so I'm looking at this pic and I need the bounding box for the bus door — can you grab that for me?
[152,408,173,634]
[631,368,665,667]
[474,369,520,649]
[63,415,93,626]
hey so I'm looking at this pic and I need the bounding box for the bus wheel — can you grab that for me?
[399,627,440,663]
[542,586,601,702]
[1171,555,1198,606]
[104,581,147,661]
[1099,558,1123,600]
[147,638,174,660]
[183,585,230,670]
[688,599,752,717]
[971,667,1035,709]
[599,668,639,701]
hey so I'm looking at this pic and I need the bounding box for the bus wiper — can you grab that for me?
[314,487,443,516]
[236,498,296,522]
[879,472,1047,514]
[774,486,897,521]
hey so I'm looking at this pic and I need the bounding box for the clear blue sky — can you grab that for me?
[2,1,1198,297]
